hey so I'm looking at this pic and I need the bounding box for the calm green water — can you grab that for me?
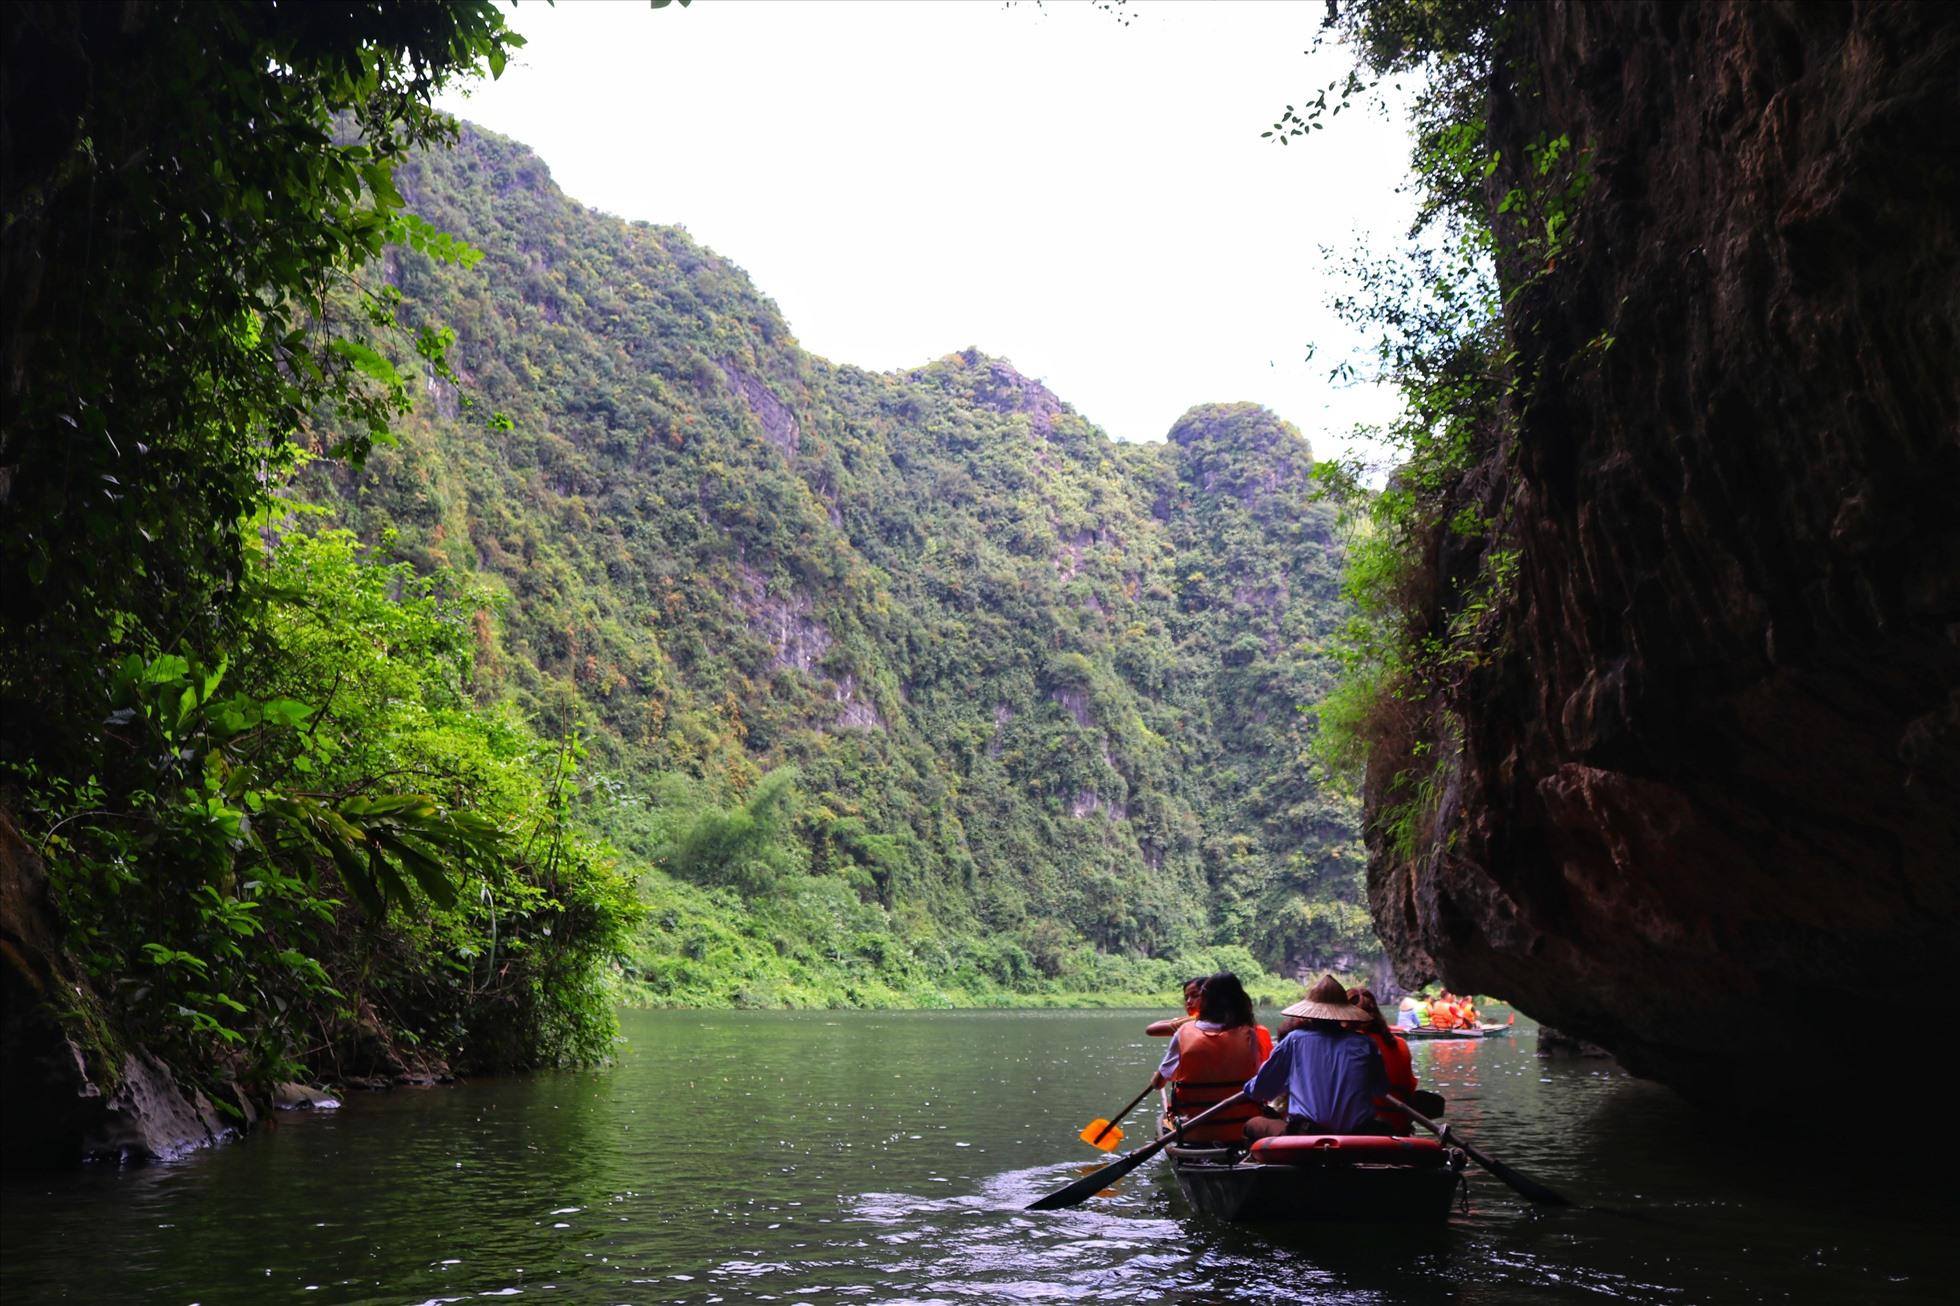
[2,1007,1951,1304]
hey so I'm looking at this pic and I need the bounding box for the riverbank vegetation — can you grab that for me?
[1290,2,1587,859]
[0,4,632,1118]
[318,123,1377,1007]
[628,864,1300,1010]
[2,3,1373,1146]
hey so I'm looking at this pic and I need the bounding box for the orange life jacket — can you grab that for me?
[1166,1022,1264,1144]
[1366,1030,1418,1134]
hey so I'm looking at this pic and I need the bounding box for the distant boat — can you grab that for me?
[1400,1021,1515,1040]
[1166,1133,1466,1223]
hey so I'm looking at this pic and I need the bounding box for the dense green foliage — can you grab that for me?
[1277,2,1580,855]
[19,531,635,1081]
[2,1,515,738]
[315,124,1375,1002]
[1,3,633,1097]
[4,2,1394,1103]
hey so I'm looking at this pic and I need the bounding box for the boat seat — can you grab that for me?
[1248,1134,1447,1167]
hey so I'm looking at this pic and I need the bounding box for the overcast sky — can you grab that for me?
[435,0,1418,462]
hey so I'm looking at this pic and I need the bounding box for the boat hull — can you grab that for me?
[1166,1146,1464,1224]
[1401,1022,1512,1040]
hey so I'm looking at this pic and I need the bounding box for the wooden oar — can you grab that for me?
[1079,1081,1155,1152]
[1386,1093,1573,1207]
[1028,1091,1250,1211]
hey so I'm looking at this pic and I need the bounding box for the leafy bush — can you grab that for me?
[15,530,637,1087]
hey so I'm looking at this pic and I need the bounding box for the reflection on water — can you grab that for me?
[2,1008,1953,1304]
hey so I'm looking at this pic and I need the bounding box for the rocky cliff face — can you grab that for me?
[1369,1,1960,1100]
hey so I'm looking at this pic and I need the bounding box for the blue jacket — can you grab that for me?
[1242,1026,1387,1133]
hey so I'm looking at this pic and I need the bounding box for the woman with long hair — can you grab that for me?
[1149,972,1269,1144]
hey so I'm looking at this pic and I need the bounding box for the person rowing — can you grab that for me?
[1144,975,1207,1037]
[1242,974,1390,1141]
[1150,972,1270,1144]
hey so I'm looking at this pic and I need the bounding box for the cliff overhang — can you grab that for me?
[1365,1,1960,1101]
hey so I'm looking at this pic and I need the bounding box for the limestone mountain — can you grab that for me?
[317,124,1368,998]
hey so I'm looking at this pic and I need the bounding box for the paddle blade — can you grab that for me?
[1476,1151,1574,1207]
[1026,1147,1152,1211]
[1078,1119,1124,1151]
[1029,1091,1247,1212]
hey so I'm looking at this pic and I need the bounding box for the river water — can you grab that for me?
[1,1007,1950,1304]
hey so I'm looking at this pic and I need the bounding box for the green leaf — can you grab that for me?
[259,698,315,728]
[375,832,460,908]
[142,654,191,687]
[344,793,438,819]
[329,338,402,387]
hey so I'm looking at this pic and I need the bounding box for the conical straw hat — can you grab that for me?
[1281,973,1369,1022]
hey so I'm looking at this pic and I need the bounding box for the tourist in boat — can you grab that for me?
[1144,976,1207,1037]
[1396,994,1421,1030]
[1348,985,1418,1135]
[1412,993,1434,1027]
[1241,975,1389,1140]
[1150,972,1268,1144]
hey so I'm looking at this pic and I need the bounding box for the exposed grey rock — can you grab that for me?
[270,1082,342,1111]
[80,1049,234,1165]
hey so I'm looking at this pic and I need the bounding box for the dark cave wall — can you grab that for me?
[1367,1,1960,1099]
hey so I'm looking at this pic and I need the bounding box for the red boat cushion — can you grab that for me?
[1248,1134,1447,1167]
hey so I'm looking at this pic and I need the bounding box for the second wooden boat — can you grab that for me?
[1400,1021,1513,1040]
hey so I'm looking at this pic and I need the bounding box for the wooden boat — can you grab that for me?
[1166,1133,1466,1224]
[1400,1021,1513,1040]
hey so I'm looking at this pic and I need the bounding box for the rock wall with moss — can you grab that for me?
[1357,0,1960,1101]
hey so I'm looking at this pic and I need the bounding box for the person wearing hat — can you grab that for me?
[1240,974,1390,1140]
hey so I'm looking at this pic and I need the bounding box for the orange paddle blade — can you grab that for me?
[1078,1118,1125,1151]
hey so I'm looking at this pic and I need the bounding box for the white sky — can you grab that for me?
[436,0,1417,462]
